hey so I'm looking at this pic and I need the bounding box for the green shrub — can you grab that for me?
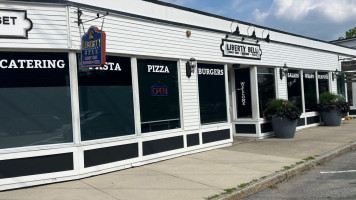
[318,92,349,113]
[263,99,302,120]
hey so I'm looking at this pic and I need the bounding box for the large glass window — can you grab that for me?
[78,55,135,141]
[0,52,73,149]
[235,68,252,118]
[303,70,317,112]
[257,68,275,118]
[318,72,329,95]
[287,70,302,110]
[337,74,346,98]
[347,82,353,106]
[198,63,227,124]
[137,59,180,133]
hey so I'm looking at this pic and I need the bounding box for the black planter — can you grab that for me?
[271,116,297,138]
[320,110,342,126]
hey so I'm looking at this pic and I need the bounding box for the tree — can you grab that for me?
[339,27,356,40]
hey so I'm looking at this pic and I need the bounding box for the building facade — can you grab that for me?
[0,0,356,191]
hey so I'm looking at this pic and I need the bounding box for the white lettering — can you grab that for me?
[57,60,65,68]
[9,60,17,68]
[147,65,170,73]
[114,63,121,71]
[47,60,56,68]
[0,59,8,68]
[34,60,42,68]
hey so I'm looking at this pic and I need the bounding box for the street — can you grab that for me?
[246,151,356,200]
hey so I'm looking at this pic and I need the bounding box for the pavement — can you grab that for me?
[1,120,356,200]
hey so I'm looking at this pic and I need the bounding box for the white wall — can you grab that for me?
[0,2,69,49]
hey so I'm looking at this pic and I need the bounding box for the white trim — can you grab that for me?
[131,57,142,136]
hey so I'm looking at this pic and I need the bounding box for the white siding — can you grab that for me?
[69,8,342,73]
[0,3,69,49]
[180,60,200,130]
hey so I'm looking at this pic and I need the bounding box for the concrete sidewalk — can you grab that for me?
[1,120,356,200]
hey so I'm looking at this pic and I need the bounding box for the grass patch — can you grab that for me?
[283,166,292,170]
[261,176,267,179]
[303,156,315,161]
[252,179,258,182]
[296,161,304,165]
[237,183,250,188]
[207,194,219,200]
[223,188,236,194]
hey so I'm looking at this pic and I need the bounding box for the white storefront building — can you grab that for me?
[0,0,355,191]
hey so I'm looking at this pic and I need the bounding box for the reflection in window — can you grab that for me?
[0,52,73,149]
[303,70,317,112]
[347,82,353,106]
[287,70,302,110]
[318,72,329,95]
[258,68,275,118]
[198,63,227,124]
[78,55,135,141]
[337,74,346,98]
[137,59,180,133]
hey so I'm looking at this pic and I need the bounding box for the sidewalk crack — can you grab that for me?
[80,180,121,200]
[142,166,224,190]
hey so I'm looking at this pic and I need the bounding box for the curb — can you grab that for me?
[217,140,356,200]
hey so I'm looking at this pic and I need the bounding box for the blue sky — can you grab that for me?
[159,0,356,41]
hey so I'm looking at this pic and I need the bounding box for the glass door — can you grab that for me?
[234,68,252,118]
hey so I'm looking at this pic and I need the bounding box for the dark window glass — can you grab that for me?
[137,59,180,133]
[303,70,317,112]
[347,82,353,106]
[318,72,329,95]
[77,54,135,141]
[0,52,72,149]
[258,68,275,118]
[337,74,346,98]
[235,68,252,118]
[287,70,302,110]
[198,63,227,124]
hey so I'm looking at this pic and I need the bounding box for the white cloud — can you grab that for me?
[253,9,270,23]
[253,0,356,23]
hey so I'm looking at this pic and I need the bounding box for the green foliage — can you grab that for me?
[319,92,345,104]
[263,99,302,120]
[303,156,315,161]
[237,183,250,188]
[207,194,219,200]
[346,27,356,38]
[318,92,350,113]
[223,188,236,194]
[339,27,356,39]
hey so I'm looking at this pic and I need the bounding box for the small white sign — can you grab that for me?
[0,9,32,38]
[220,39,262,60]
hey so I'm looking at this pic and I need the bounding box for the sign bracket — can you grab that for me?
[75,8,109,27]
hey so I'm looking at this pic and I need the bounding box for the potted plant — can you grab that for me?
[263,99,302,138]
[318,92,350,126]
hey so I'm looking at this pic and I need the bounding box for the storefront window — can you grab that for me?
[258,68,275,118]
[347,82,353,106]
[78,55,135,141]
[303,70,317,112]
[137,59,180,133]
[0,52,73,149]
[337,74,346,98]
[198,63,227,124]
[235,68,252,118]
[287,70,302,110]
[318,72,329,95]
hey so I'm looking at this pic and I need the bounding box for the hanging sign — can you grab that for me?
[81,26,106,68]
[341,60,356,72]
[220,39,262,60]
[0,9,32,38]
